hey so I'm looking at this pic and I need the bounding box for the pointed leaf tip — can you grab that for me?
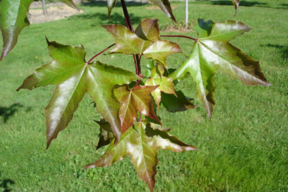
[0,0,34,60]
[170,19,270,118]
[231,0,240,16]
[60,0,79,11]
[18,40,140,147]
[149,0,176,22]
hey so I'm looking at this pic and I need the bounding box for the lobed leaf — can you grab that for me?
[17,40,140,147]
[169,19,270,118]
[114,85,161,133]
[145,65,176,108]
[103,24,153,54]
[135,18,160,42]
[0,0,33,60]
[104,19,182,68]
[84,122,197,192]
[143,40,182,68]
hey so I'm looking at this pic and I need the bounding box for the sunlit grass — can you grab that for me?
[0,0,287,191]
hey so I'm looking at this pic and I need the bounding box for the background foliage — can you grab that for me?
[0,0,287,191]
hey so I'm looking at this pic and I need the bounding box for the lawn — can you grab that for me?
[0,0,288,191]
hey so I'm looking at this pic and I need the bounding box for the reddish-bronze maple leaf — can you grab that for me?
[114,85,161,133]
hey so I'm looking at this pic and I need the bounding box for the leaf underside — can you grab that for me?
[169,19,270,118]
[84,122,197,192]
[161,90,195,112]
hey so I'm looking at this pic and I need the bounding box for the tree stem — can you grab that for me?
[87,43,115,64]
[120,0,142,77]
[160,35,197,41]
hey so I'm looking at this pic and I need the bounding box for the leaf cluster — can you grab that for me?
[0,0,270,191]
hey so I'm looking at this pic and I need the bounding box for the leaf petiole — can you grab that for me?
[160,35,197,41]
[87,43,115,64]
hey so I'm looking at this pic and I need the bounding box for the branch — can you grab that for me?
[120,0,141,77]
[120,0,134,31]
[87,43,115,64]
[160,35,197,41]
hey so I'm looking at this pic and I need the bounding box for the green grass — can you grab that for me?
[1,0,288,191]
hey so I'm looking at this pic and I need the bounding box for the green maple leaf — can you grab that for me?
[84,122,197,192]
[0,0,33,60]
[113,84,161,133]
[135,18,160,42]
[103,24,152,54]
[17,39,140,147]
[103,18,182,68]
[0,0,78,61]
[169,19,270,118]
[143,40,182,69]
[145,65,176,108]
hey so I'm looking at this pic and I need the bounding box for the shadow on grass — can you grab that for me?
[0,172,15,192]
[261,44,288,61]
[193,0,287,9]
[212,1,266,7]
[0,103,31,123]
[70,11,142,26]
[81,1,147,8]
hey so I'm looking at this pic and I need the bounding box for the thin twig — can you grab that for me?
[160,35,197,41]
[87,43,115,64]
[120,0,141,77]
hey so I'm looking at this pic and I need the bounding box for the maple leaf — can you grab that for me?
[0,0,33,60]
[0,0,78,61]
[145,65,176,108]
[135,18,160,42]
[169,19,270,118]
[103,24,152,54]
[103,18,182,68]
[113,84,161,133]
[84,122,197,192]
[17,39,140,147]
